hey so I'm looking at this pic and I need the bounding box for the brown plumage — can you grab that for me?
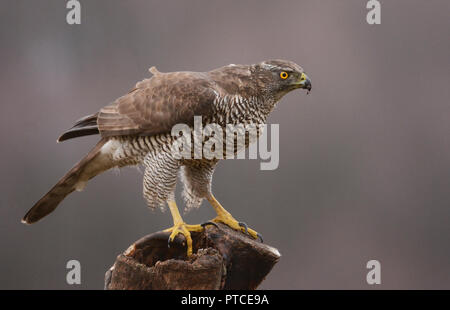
[97,69,218,138]
[22,60,311,256]
[58,68,217,141]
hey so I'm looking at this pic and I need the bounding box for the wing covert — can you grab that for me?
[97,71,217,137]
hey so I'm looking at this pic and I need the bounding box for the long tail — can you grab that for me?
[22,138,110,224]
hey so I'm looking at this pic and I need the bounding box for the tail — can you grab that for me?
[22,138,110,224]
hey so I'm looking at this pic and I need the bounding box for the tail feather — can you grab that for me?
[57,125,99,142]
[57,113,99,142]
[22,139,108,224]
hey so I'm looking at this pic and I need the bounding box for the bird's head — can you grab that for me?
[253,59,311,100]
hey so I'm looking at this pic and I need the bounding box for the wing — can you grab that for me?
[97,71,217,138]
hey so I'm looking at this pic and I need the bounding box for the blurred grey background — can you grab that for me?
[0,0,449,289]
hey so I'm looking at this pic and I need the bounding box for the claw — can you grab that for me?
[212,215,260,241]
[201,221,219,229]
[257,233,264,243]
[238,222,249,234]
[163,223,203,256]
[167,235,181,248]
[167,233,182,249]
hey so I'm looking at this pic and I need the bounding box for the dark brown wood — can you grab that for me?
[105,223,281,290]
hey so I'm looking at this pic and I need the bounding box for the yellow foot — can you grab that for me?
[163,223,204,256]
[212,214,263,242]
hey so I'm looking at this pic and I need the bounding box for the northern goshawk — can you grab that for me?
[22,59,311,255]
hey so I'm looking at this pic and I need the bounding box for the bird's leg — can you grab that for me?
[163,200,204,256]
[207,194,263,242]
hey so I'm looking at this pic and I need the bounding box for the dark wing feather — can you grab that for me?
[72,113,99,128]
[58,113,99,142]
[97,71,217,137]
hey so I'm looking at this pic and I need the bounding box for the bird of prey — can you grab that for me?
[22,59,311,256]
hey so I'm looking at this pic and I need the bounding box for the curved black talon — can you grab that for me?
[257,233,264,243]
[238,222,249,234]
[167,233,181,248]
[201,221,219,229]
[167,235,186,249]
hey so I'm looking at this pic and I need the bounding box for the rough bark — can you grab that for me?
[105,223,280,290]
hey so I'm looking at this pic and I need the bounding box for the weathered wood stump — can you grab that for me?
[105,223,280,290]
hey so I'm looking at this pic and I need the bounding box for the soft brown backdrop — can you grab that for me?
[0,0,449,289]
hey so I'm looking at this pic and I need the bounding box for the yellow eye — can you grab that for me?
[280,71,289,79]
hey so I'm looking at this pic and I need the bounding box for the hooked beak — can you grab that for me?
[296,72,312,92]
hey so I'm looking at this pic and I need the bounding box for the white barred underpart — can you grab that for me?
[97,93,277,211]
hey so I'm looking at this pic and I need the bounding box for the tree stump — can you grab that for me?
[105,223,280,290]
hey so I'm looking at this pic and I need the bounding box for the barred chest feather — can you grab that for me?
[210,94,274,127]
[101,134,174,167]
[101,94,275,164]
